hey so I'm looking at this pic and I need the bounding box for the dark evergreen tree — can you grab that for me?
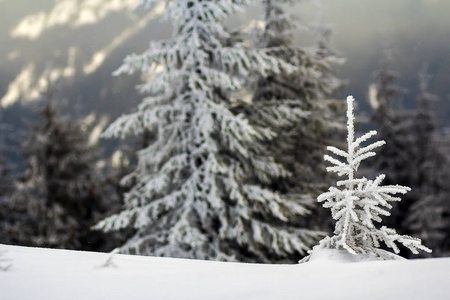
[370,52,449,257]
[369,47,416,236]
[243,0,344,237]
[250,0,344,192]
[0,111,15,245]
[0,111,12,196]
[2,89,112,251]
[404,65,450,257]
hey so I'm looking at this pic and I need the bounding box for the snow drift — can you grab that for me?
[1,244,449,300]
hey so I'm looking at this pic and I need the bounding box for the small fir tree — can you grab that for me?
[311,96,431,259]
[95,0,321,262]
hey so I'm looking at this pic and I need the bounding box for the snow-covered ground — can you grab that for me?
[1,244,449,300]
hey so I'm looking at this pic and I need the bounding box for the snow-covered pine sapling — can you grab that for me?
[315,95,431,258]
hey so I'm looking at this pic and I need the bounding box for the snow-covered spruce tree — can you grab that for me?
[248,0,344,195]
[240,0,344,241]
[308,96,431,259]
[6,89,111,251]
[95,0,321,262]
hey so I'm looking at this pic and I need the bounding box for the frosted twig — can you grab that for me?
[95,248,119,269]
[0,250,12,272]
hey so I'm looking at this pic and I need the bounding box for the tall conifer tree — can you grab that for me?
[370,52,449,257]
[249,0,344,195]
[404,66,450,257]
[240,0,344,239]
[369,48,416,235]
[95,0,321,262]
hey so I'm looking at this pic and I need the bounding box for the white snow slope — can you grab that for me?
[1,244,449,300]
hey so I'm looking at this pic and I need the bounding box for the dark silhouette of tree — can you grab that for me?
[239,0,345,243]
[369,47,416,237]
[370,52,450,257]
[404,65,450,257]
[2,88,114,251]
[0,110,15,245]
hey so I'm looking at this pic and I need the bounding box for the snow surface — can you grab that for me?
[1,244,449,300]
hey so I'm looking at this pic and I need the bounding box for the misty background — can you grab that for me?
[0,0,449,171]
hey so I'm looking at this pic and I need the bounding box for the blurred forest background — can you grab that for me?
[0,0,449,260]
[1,0,449,169]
